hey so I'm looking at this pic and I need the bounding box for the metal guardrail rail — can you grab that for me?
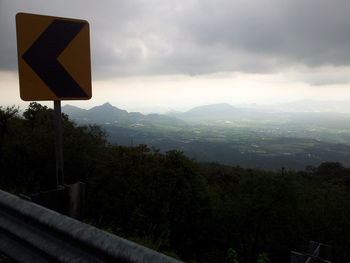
[0,189,183,263]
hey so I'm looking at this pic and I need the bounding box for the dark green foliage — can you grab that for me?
[2,103,350,262]
[86,145,212,259]
[0,102,106,193]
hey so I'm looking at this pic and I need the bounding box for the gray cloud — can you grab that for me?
[1,0,350,79]
[182,0,350,67]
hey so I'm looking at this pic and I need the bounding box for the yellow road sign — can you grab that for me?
[16,13,92,101]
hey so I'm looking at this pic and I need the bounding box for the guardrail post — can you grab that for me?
[24,182,85,219]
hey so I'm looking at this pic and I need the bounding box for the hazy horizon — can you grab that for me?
[4,93,350,115]
[63,99,350,115]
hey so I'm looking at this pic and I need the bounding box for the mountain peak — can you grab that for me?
[101,102,113,107]
[86,103,130,123]
[89,103,125,112]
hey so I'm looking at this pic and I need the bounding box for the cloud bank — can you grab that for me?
[1,0,350,80]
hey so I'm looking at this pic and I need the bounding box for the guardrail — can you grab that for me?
[0,189,182,263]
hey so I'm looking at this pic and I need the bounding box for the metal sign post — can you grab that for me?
[54,101,64,187]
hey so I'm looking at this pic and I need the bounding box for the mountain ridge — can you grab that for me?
[62,102,185,126]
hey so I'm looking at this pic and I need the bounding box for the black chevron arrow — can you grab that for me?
[22,19,88,98]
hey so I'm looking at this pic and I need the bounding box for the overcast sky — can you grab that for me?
[2,0,350,112]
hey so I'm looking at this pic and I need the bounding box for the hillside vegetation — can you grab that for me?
[1,103,350,262]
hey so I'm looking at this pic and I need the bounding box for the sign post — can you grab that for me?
[54,100,64,186]
[16,12,92,190]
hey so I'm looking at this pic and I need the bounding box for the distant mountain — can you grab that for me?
[165,102,350,129]
[87,103,129,123]
[62,102,185,126]
[170,103,240,121]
